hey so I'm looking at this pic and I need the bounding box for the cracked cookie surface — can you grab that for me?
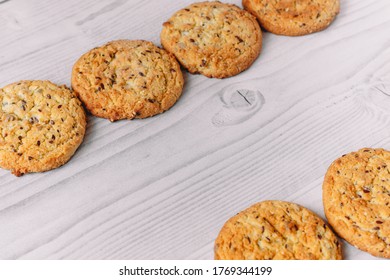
[71,40,184,121]
[0,80,86,176]
[160,1,262,79]
[215,200,342,260]
[243,0,340,36]
[323,148,390,258]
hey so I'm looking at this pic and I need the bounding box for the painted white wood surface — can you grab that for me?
[0,0,390,260]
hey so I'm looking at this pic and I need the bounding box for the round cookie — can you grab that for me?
[243,0,340,36]
[0,80,86,176]
[323,148,390,258]
[160,1,262,79]
[72,40,184,121]
[215,200,342,260]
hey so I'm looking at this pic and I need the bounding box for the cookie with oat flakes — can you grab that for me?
[323,148,390,258]
[161,1,262,79]
[243,0,340,36]
[0,80,86,176]
[215,200,342,259]
[71,40,184,121]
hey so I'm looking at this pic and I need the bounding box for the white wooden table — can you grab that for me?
[0,0,389,260]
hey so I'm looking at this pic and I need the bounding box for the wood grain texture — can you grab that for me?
[0,0,390,259]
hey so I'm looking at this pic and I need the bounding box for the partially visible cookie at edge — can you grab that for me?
[215,200,342,260]
[243,0,340,36]
[72,40,184,121]
[161,1,262,79]
[323,148,390,258]
[0,80,86,176]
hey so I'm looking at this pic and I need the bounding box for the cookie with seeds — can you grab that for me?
[160,1,262,79]
[323,148,390,258]
[243,0,340,36]
[0,80,86,176]
[215,200,342,260]
[71,40,184,121]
